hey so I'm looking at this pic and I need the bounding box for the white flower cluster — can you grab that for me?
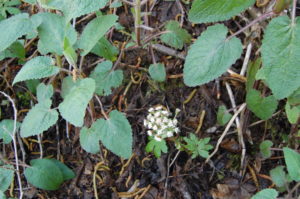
[144,105,180,142]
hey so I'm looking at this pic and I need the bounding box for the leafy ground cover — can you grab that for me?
[0,0,300,198]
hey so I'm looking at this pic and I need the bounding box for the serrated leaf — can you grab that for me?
[21,100,58,137]
[80,122,102,154]
[183,24,242,87]
[43,0,108,21]
[246,89,278,120]
[149,63,166,82]
[36,83,54,102]
[91,37,119,61]
[251,189,278,199]
[183,134,213,159]
[48,159,75,181]
[0,13,33,52]
[90,61,123,96]
[98,110,132,159]
[285,102,300,124]
[58,78,95,127]
[24,159,64,190]
[160,20,191,49]
[260,16,300,99]
[77,15,118,56]
[217,105,232,126]
[259,140,273,159]
[13,56,59,85]
[270,166,287,188]
[188,0,255,23]
[0,164,14,192]
[145,137,168,158]
[283,147,300,181]
[33,12,77,55]
[0,120,20,144]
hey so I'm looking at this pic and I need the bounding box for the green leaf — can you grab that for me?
[283,147,300,181]
[21,100,58,137]
[63,37,77,66]
[25,79,40,95]
[259,140,273,159]
[217,105,232,126]
[13,56,59,85]
[0,120,20,144]
[0,41,25,61]
[285,102,300,124]
[48,159,75,181]
[188,0,255,24]
[246,89,278,120]
[149,63,166,82]
[145,137,168,158]
[77,15,118,56]
[36,83,54,102]
[60,76,76,99]
[58,78,95,127]
[183,134,213,159]
[98,110,132,159]
[259,16,300,99]
[251,189,278,199]
[183,24,242,87]
[270,166,287,188]
[90,61,123,96]
[91,37,119,61]
[0,164,14,192]
[160,20,191,49]
[24,159,64,190]
[80,122,102,154]
[43,0,108,21]
[246,58,261,92]
[0,191,6,199]
[0,13,33,52]
[33,12,77,55]
[287,87,300,106]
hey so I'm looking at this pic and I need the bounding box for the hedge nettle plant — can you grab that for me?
[0,0,299,197]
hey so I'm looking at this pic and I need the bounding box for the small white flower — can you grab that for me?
[156,118,162,125]
[162,117,168,123]
[148,123,153,129]
[167,131,173,137]
[153,125,158,131]
[154,111,161,117]
[147,130,153,136]
[161,110,169,116]
[149,107,154,112]
[154,136,162,142]
[175,108,181,115]
[150,117,155,123]
[143,119,148,126]
[168,121,174,128]
[172,119,178,125]
[174,127,180,133]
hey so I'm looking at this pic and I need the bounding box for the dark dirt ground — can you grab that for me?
[1,1,300,199]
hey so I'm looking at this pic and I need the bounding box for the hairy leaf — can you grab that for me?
[24,159,64,190]
[270,166,287,188]
[33,12,77,55]
[77,15,118,56]
[48,159,75,181]
[0,120,20,144]
[285,102,300,124]
[36,83,54,102]
[183,24,242,87]
[21,100,58,137]
[98,110,132,159]
[0,164,14,192]
[160,20,191,49]
[251,189,278,199]
[259,140,273,159]
[188,0,255,23]
[217,105,232,126]
[13,56,59,85]
[149,63,166,82]
[283,147,300,181]
[58,78,95,127]
[246,89,278,120]
[91,37,119,61]
[43,0,108,21]
[80,121,102,154]
[90,61,123,96]
[0,13,32,52]
[259,16,300,99]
